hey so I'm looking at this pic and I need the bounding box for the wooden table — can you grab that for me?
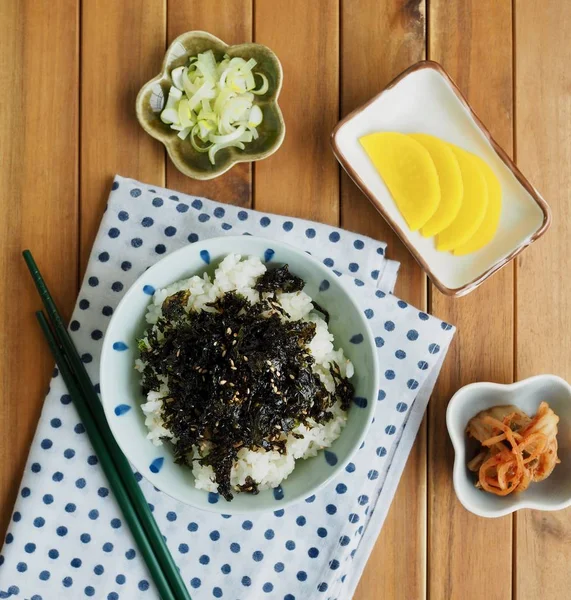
[1,1,570,598]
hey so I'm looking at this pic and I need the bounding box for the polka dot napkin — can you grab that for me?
[0,176,455,600]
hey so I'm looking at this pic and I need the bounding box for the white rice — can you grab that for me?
[137,254,354,494]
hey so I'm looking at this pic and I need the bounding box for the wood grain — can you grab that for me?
[0,0,79,542]
[428,2,514,599]
[514,2,571,598]
[166,0,252,205]
[81,0,166,270]
[339,1,427,598]
[254,0,339,223]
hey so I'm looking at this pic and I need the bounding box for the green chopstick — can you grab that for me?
[24,250,192,600]
[36,311,176,600]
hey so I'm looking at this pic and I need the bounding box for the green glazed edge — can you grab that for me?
[136,30,285,181]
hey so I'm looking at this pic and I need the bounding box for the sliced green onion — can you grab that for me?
[160,50,267,164]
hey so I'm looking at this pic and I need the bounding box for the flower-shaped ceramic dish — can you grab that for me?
[331,60,551,297]
[447,375,571,518]
[100,236,379,514]
[136,31,285,180]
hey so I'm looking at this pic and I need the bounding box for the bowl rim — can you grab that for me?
[100,235,379,513]
[135,30,286,181]
[330,59,552,298]
[446,374,571,517]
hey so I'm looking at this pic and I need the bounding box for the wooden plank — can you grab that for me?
[514,2,571,598]
[339,2,427,598]
[254,0,339,223]
[81,0,166,269]
[166,1,252,205]
[427,2,514,599]
[0,0,79,540]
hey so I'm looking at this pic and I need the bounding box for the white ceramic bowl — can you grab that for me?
[447,375,571,518]
[100,236,379,513]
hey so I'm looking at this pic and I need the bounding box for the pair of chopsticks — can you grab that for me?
[23,250,192,600]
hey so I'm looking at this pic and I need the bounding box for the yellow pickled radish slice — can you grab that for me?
[408,133,464,237]
[436,146,488,252]
[360,132,441,231]
[453,155,502,255]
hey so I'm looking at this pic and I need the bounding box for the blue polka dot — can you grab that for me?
[349,262,359,272]
[49,417,61,429]
[354,239,365,249]
[198,213,210,222]
[31,463,41,473]
[191,578,201,589]
[97,486,109,498]
[407,379,419,390]
[395,349,406,359]
[16,561,27,572]
[242,520,253,530]
[179,543,189,554]
[317,582,329,592]
[376,289,386,298]
[386,425,397,435]
[24,542,35,553]
[43,493,54,504]
[33,517,45,528]
[188,522,199,532]
[125,549,136,559]
[329,559,340,570]
[274,561,285,573]
[91,329,103,341]
[64,448,76,459]
[152,197,163,207]
[39,570,50,581]
[375,336,384,348]
[41,438,53,449]
[305,495,316,503]
[296,516,306,526]
[396,402,408,413]
[283,220,294,231]
[199,554,210,565]
[154,243,166,254]
[172,202,188,214]
[364,308,374,320]
[354,278,364,286]
[108,227,120,238]
[264,528,275,540]
[211,206,225,218]
[70,319,80,331]
[237,210,248,221]
[336,483,347,494]
[5,533,13,544]
[79,299,90,309]
[441,321,453,331]
[319,279,330,292]
[253,550,264,561]
[210,530,220,541]
[429,343,441,354]
[376,446,387,457]
[80,532,90,543]
[102,305,113,316]
[111,281,124,292]
[63,577,73,587]
[397,300,408,309]
[111,181,119,191]
[108,594,119,600]
[317,527,328,538]
[274,509,285,517]
[339,535,350,546]
[326,504,337,515]
[117,210,129,221]
[260,216,271,227]
[166,511,177,522]
[71,557,82,568]
[241,576,251,587]
[103,542,113,553]
[419,312,429,321]
[385,370,395,380]
[130,188,142,197]
[98,251,109,262]
[407,329,419,341]
[48,549,59,559]
[323,257,334,267]
[53,471,64,482]
[116,574,125,584]
[138,580,149,591]
[329,231,340,242]
[308,547,320,558]
[367,469,379,480]
[350,333,364,344]
[88,509,99,520]
[285,540,296,550]
[85,586,95,596]
[333,269,342,277]
[213,586,223,597]
[296,571,307,581]
[371,269,380,280]
[131,237,143,248]
[110,518,122,529]
[56,526,68,536]
[345,462,356,473]
[353,396,368,408]
[305,228,316,239]
[221,222,232,230]
[263,582,273,593]
[81,353,92,364]
[384,320,395,331]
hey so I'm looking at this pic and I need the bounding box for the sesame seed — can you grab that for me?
[219,380,227,385]
[226,327,232,335]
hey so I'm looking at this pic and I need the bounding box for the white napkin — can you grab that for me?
[0,176,455,600]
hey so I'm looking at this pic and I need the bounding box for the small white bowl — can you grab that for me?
[331,61,551,297]
[447,375,571,518]
[100,236,379,513]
